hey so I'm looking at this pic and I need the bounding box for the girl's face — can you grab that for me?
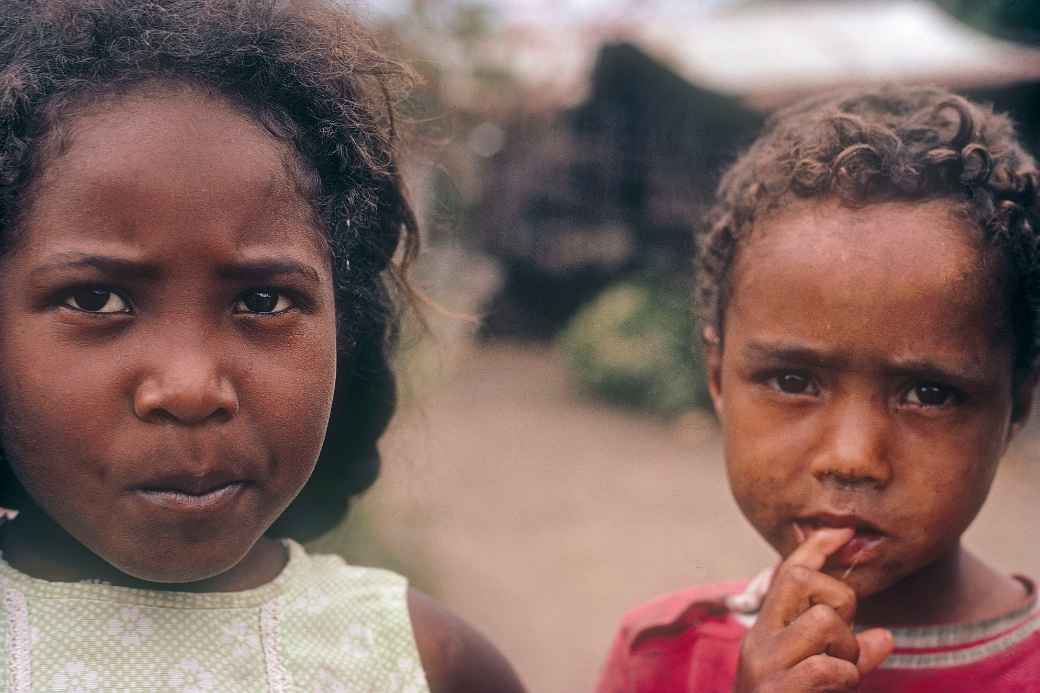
[707,199,1033,598]
[0,86,338,584]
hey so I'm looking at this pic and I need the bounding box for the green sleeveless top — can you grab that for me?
[0,540,430,693]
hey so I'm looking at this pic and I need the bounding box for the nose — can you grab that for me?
[133,347,239,425]
[809,395,893,489]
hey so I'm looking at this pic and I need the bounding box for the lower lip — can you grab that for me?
[136,482,248,513]
[796,522,887,569]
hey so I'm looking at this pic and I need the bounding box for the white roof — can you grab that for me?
[379,0,1040,111]
[635,0,1040,103]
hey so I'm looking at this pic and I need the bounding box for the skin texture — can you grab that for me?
[0,84,528,692]
[734,528,892,692]
[0,86,338,589]
[707,199,1036,690]
[410,590,527,693]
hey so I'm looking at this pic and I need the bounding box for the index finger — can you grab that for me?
[785,527,855,572]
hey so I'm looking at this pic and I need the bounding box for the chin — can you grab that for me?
[824,562,904,601]
[97,534,261,587]
[111,554,241,585]
[123,562,235,585]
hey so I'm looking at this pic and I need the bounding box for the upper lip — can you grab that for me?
[134,470,248,496]
[797,512,885,535]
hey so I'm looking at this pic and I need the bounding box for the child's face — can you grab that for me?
[0,86,338,583]
[707,199,1032,597]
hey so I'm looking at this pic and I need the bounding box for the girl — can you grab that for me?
[597,85,1040,691]
[0,1,525,691]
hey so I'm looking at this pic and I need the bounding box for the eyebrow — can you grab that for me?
[30,254,322,286]
[741,340,986,385]
[30,253,161,282]
[742,341,847,370]
[880,359,987,388]
[215,259,322,285]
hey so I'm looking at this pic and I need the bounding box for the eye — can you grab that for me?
[766,371,818,396]
[62,288,131,314]
[234,288,294,315]
[904,383,956,407]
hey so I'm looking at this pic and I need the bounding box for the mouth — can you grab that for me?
[794,513,888,569]
[133,472,252,513]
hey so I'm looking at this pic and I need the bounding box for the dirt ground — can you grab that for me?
[324,342,1040,693]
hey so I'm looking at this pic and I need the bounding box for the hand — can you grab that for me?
[733,528,894,692]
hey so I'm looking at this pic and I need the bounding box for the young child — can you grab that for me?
[0,1,525,691]
[596,85,1040,692]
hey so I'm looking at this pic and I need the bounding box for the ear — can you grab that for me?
[1008,366,1039,444]
[703,325,724,419]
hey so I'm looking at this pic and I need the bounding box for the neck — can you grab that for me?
[855,543,1030,628]
[0,502,286,592]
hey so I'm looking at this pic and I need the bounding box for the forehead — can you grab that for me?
[22,84,322,255]
[728,199,1010,363]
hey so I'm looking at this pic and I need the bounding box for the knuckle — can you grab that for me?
[835,662,861,689]
[801,655,832,682]
[828,638,860,665]
[833,583,856,615]
[798,653,856,686]
[802,654,859,688]
[784,564,813,586]
[806,603,841,629]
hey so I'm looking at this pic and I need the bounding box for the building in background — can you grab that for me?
[469,0,1040,341]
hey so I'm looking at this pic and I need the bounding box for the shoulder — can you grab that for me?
[281,540,407,597]
[407,588,526,693]
[596,581,750,693]
[614,580,750,649]
[280,547,523,691]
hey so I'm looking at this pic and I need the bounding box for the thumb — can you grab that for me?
[856,628,894,675]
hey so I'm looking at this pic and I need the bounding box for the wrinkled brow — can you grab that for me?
[30,254,161,282]
[29,254,323,286]
[215,259,321,285]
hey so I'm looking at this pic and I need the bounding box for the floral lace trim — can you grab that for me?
[3,578,31,693]
[260,598,291,693]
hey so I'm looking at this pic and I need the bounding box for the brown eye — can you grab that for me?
[235,289,293,314]
[906,384,953,407]
[63,288,130,314]
[770,372,815,395]
[779,373,808,393]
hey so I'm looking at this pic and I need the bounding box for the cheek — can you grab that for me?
[0,333,122,494]
[722,395,806,542]
[722,380,803,478]
[727,464,801,550]
[896,433,1001,548]
[903,405,1006,493]
[256,328,338,472]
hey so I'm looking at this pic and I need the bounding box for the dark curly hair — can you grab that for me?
[697,85,1040,371]
[0,0,420,540]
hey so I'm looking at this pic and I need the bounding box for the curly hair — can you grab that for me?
[0,0,420,540]
[697,85,1040,370]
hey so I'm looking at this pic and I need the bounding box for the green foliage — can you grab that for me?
[559,279,710,417]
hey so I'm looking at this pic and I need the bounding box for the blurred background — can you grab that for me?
[317,2,1040,691]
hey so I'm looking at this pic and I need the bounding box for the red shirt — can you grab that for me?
[596,575,1040,692]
